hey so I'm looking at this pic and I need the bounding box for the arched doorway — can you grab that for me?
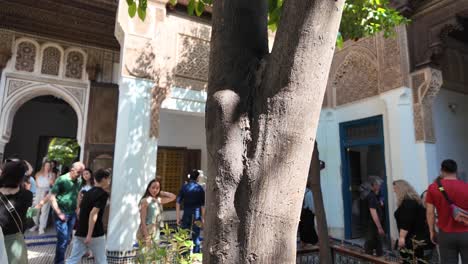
[4,95,78,170]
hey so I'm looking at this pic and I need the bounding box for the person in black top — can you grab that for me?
[364,176,385,257]
[66,169,111,264]
[393,180,433,263]
[0,159,33,263]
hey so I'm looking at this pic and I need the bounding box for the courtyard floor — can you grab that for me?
[26,228,95,264]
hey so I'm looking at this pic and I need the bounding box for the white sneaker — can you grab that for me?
[29,226,38,232]
[38,229,45,235]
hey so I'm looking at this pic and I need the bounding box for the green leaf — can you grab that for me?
[169,0,177,6]
[128,1,137,18]
[336,32,344,49]
[195,0,205,16]
[137,6,147,20]
[187,0,196,16]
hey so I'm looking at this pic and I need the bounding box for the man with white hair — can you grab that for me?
[364,176,385,257]
[36,161,85,264]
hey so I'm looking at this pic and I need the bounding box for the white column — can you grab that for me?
[106,76,157,254]
[107,0,169,260]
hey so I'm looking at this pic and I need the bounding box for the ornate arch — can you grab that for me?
[332,50,379,106]
[0,79,86,148]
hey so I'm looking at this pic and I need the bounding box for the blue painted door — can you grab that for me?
[339,116,389,239]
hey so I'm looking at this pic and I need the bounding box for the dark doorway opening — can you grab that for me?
[4,96,78,170]
[340,116,389,240]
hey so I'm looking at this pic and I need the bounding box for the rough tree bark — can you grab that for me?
[204,0,345,263]
[309,141,333,263]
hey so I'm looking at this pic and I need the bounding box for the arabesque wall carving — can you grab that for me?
[411,67,443,142]
[15,41,36,72]
[326,26,409,107]
[41,46,61,75]
[333,52,379,105]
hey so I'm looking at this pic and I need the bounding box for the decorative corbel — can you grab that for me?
[411,67,443,143]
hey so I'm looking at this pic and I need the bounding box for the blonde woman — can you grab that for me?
[393,180,433,263]
[32,161,54,234]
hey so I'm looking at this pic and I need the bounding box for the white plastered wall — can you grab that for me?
[317,86,433,240]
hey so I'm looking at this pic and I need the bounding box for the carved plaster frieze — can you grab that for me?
[174,76,207,91]
[175,34,209,82]
[411,67,443,142]
[149,85,172,138]
[124,40,156,80]
[0,31,14,69]
[414,16,465,68]
[333,52,379,106]
[64,87,85,106]
[7,79,32,97]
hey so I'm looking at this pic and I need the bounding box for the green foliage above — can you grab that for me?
[47,138,80,167]
[126,0,409,47]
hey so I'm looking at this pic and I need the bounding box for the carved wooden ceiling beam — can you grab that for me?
[0,0,119,50]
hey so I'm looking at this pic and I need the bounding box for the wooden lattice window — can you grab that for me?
[156,147,201,209]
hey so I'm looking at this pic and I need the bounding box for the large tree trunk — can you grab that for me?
[204,0,345,263]
[309,141,333,263]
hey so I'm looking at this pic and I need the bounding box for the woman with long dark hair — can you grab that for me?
[81,168,94,192]
[0,159,33,263]
[137,178,176,245]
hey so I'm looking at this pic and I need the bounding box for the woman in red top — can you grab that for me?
[426,159,468,264]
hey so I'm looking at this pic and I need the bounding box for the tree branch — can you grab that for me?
[262,0,345,99]
[207,0,269,99]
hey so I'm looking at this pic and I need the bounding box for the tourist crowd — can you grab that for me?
[360,159,468,263]
[1,155,466,264]
[0,157,205,264]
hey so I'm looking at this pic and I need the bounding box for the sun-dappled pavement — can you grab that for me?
[26,228,95,264]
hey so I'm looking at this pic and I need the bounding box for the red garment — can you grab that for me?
[426,179,468,233]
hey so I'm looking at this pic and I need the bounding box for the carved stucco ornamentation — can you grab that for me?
[356,37,376,53]
[411,73,425,103]
[379,35,404,92]
[0,31,13,69]
[334,52,379,106]
[174,76,207,91]
[175,34,209,83]
[41,47,61,75]
[149,85,172,138]
[15,41,36,72]
[419,20,464,68]
[411,68,443,143]
[65,87,85,105]
[124,40,156,79]
[7,79,32,96]
[65,51,84,79]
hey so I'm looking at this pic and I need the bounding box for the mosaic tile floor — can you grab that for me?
[26,228,95,264]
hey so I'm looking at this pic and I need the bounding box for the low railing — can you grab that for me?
[296,243,400,264]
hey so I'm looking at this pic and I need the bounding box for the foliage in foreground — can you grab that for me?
[127,0,409,48]
[47,137,80,167]
[137,224,202,264]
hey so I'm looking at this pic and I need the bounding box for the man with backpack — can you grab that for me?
[426,159,468,264]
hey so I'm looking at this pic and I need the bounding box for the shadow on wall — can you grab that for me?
[109,26,212,247]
